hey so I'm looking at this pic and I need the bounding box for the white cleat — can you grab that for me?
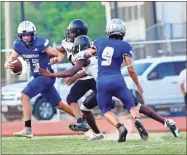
[84,132,104,140]
[13,127,33,138]
[165,119,180,137]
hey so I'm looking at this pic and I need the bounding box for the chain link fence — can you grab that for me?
[130,39,186,60]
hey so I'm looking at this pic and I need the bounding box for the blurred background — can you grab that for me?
[1,1,186,122]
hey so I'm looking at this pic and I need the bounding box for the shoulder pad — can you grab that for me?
[13,39,22,51]
[74,51,86,61]
[61,39,73,52]
[35,37,50,51]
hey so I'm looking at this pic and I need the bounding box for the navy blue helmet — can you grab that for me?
[65,19,88,42]
[72,35,91,55]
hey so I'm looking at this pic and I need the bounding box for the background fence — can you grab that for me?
[131,39,186,60]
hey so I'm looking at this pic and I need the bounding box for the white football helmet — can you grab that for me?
[17,21,37,46]
[105,18,126,37]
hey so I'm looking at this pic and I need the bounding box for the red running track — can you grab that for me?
[2,116,186,137]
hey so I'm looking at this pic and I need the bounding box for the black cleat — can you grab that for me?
[134,119,149,141]
[117,125,128,142]
[69,122,90,132]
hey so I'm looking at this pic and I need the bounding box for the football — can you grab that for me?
[10,57,22,75]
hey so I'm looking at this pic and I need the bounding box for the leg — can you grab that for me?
[20,93,32,123]
[81,91,100,134]
[70,103,82,120]
[81,79,100,132]
[131,94,165,125]
[97,86,119,127]
[56,101,75,117]
[41,85,75,117]
[114,86,140,119]
[133,95,180,137]
[66,80,89,119]
[139,104,165,124]
[13,93,33,138]
[114,84,148,141]
[13,76,55,138]
[104,111,120,126]
[81,79,101,134]
[99,99,128,142]
[97,79,128,142]
[67,80,91,132]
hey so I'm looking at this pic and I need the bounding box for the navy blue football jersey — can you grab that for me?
[13,36,52,77]
[93,37,133,76]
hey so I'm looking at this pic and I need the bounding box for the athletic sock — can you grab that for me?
[116,123,123,129]
[25,120,31,128]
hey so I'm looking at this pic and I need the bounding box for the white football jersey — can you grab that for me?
[61,39,76,65]
[74,50,98,81]
[61,39,93,80]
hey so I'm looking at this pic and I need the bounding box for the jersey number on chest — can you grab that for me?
[25,59,40,72]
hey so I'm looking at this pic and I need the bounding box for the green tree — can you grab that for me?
[24,2,106,44]
[1,2,106,47]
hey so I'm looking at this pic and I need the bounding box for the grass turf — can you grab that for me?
[2,132,186,154]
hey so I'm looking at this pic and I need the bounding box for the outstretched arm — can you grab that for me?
[39,59,86,78]
[44,46,64,64]
[84,48,97,59]
[66,70,88,86]
[57,46,66,54]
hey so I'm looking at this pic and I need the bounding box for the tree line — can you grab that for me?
[1,2,106,49]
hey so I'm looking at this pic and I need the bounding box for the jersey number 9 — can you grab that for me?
[101,47,114,66]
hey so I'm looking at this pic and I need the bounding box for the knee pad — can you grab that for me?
[83,91,98,110]
[80,104,91,112]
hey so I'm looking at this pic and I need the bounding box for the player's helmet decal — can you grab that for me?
[105,18,126,37]
[64,19,88,42]
[72,35,91,55]
[17,21,37,47]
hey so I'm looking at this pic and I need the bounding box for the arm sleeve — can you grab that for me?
[122,42,133,58]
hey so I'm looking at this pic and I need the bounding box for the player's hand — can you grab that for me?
[5,61,14,71]
[49,57,58,64]
[39,68,52,77]
[136,85,143,95]
[66,76,77,86]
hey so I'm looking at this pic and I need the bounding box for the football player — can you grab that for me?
[56,19,104,139]
[4,21,75,138]
[83,18,180,139]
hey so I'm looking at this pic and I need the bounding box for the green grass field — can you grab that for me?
[2,132,186,154]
